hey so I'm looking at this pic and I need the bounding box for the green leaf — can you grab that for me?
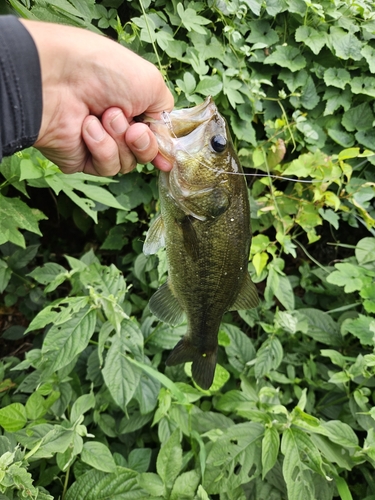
[70,392,96,423]
[351,76,375,97]
[0,259,11,293]
[341,315,375,346]
[342,102,374,132]
[297,308,342,345]
[281,428,316,500]
[204,422,263,493]
[361,45,375,73]
[81,442,117,473]
[334,476,353,500]
[195,75,223,96]
[262,426,279,478]
[102,330,142,409]
[170,469,200,499]
[264,45,306,71]
[255,337,283,378]
[65,467,144,500]
[156,430,182,491]
[330,27,363,60]
[0,195,46,248]
[323,68,351,89]
[295,26,327,54]
[318,208,339,230]
[138,472,165,496]
[246,20,278,46]
[177,3,210,34]
[356,237,375,264]
[42,306,96,372]
[28,262,68,292]
[0,403,27,432]
[222,324,256,372]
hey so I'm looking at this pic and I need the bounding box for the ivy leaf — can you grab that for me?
[341,103,374,132]
[264,45,306,71]
[341,315,375,346]
[351,77,375,97]
[223,75,245,107]
[295,26,327,54]
[318,208,339,230]
[330,27,363,60]
[300,76,320,110]
[246,20,279,46]
[323,68,351,89]
[195,75,223,96]
[0,195,46,248]
[361,45,375,73]
[242,0,263,16]
[355,237,375,265]
[323,88,352,115]
[177,3,210,34]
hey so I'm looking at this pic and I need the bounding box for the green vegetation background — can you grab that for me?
[1,0,375,498]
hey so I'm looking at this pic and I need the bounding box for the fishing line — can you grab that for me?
[160,111,316,184]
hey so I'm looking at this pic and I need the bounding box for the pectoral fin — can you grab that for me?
[143,214,165,255]
[229,273,259,311]
[149,280,184,325]
[179,216,199,261]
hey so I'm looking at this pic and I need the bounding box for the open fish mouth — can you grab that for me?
[137,96,217,138]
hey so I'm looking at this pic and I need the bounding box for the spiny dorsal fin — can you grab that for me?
[149,280,184,325]
[229,272,259,311]
[143,214,165,255]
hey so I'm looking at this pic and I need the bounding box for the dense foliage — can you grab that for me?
[1,0,375,498]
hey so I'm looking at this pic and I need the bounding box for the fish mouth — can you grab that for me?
[140,96,219,161]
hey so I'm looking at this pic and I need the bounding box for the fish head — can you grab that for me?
[148,96,240,183]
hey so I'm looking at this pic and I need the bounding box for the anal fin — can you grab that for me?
[149,280,184,325]
[229,272,259,311]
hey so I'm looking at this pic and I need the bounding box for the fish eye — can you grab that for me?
[210,134,227,153]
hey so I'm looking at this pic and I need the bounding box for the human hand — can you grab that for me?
[22,20,174,175]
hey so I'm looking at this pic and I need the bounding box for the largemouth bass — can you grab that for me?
[143,97,259,390]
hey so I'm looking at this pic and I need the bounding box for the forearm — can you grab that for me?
[0,16,42,161]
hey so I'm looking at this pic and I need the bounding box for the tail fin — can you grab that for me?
[166,336,217,390]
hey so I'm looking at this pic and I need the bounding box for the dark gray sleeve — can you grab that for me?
[0,15,43,161]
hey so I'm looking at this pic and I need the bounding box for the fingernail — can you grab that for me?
[86,119,105,141]
[110,111,127,134]
[133,131,150,151]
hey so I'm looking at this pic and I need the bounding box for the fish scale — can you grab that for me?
[143,96,259,390]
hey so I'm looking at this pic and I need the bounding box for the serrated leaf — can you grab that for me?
[170,469,200,499]
[177,4,210,34]
[65,467,144,500]
[81,442,117,473]
[262,426,279,478]
[156,430,182,491]
[255,337,283,378]
[102,333,142,409]
[42,306,96,372]
[222,324,256,372]
[0,195,46,248]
